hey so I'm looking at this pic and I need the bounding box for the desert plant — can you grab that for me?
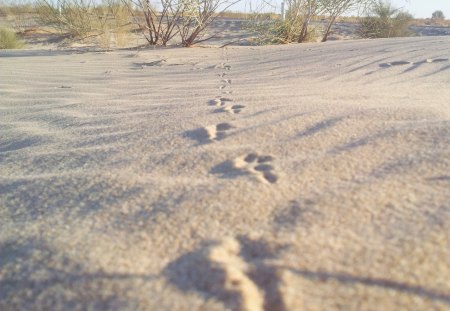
[431,10,445,20]
[246,0,322,44]
[0,26,24,48]
[358,1,413,38]
[124,0,184,46]
[0,0,35,17]
[247,17,301,45]
[176,0,242,47]
[319,0,375,42]
[36,0,131,44]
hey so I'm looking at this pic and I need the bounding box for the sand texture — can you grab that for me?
[1,36,450,310]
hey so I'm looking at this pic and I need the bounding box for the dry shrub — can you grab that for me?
[0,26,24,48]
[178,0,241,47]
[36,0,131,48]
[358,1,413,38]
[0,1,34,17]
[246,0,321,45]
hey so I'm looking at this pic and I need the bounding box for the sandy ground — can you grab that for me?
[1,36,450,310]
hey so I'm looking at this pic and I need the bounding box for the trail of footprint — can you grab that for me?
[185,123,234,144]
[215,63,232,70]
[225,105,245,114]
[219,79,231,90]
[426,58,449,63]
[380,58,449,68]
[209,97,233,107]
[165,235,290,311]
[208,238,265,311]
[215,104,245,114]
[205,123,234,141]
[379,60,412,67]
[233,153,278,184]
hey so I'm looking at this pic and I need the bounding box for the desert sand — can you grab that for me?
[1,36,450,310]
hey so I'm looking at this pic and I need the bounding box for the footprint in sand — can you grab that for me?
[380,58,449,69]
[233,153,278,183]
[209,98,244,114]
[215,63,231,70]
[426,58,449,63]
[205,123,234,141]
[206,238,265,311]
[185,123,234,144]
[208,97,233,107]
[215,104,245,114]
[221,79,232,84]
[227,105,245,114]
[379,60,412,67]
[165,236,288,311]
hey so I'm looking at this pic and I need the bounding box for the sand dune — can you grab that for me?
[1,36,450,310]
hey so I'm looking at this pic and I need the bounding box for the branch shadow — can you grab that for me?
[0,137,40,153]
[297,117,342,138]
[272,199,321,231]
[284,268,450,305]
[0,177,143,222]
[0,238,157,310]
[427,175,450,181]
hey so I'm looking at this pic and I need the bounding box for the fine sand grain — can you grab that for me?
[1,36,450,310]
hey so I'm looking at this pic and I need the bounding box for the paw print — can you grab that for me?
[233,153,278,184]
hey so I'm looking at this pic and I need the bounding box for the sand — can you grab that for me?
[1,36,450,310]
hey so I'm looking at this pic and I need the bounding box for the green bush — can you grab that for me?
[0,27,24,49]
[432,10,445,20]
[358,1,413,38]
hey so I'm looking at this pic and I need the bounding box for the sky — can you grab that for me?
[229,0,450,19]
[393,0,450,18]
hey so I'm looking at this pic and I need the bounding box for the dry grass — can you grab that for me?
[410,18,450,27]
[218,11,280,20]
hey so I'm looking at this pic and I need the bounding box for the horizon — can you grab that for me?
[224,0,450,19]
[3,0,450,19]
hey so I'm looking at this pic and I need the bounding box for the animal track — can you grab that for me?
[209,97,233,107]
[379,60,412,67]
[215,63,232,70]
[185,123,233,144]
[165,236,288,311]
[207,238,265,311]
[233,153,278,183]
[205,123,234,141]
[380,58,449,68]
[219,79,231,90]
[228,105,245,114]
[208,93,244,114]
[426,58,449,63]
[216,104,245,114]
